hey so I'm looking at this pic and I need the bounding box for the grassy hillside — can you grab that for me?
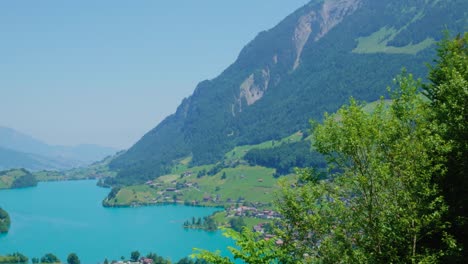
[104,165,280,207]
[0,169,37,189]
[103,130,313,208]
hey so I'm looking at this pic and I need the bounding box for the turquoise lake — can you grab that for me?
[0,180,233,263]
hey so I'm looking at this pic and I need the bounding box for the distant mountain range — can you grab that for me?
[0,126,118,171]
[104,0,466,185]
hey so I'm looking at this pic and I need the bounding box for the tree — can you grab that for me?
[0,207,10,233]
[146,252,171,264]
[193,228,280,264]
[204,217,218,231]
[423,32,468,262]
[67,253,80,264]
[1,252,29,263]
[41,253,60,263]
[130,251,140,262]
[317,75,449,260]
[229,217,246,232]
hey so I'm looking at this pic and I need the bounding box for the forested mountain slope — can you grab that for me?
[109,0,467,185]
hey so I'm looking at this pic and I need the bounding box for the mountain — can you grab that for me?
[0,126,118,171]
[0,147,75,171]
[109,0,468,185]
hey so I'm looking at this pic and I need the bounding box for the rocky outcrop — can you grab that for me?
[237,68,270,111]
[315,0,361,41]
[293,12,316,70]
[293,0,361,70]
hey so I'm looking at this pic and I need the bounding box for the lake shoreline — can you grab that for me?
[0,179,233,263]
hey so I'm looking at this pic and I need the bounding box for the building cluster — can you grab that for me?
[227,205,280,219]
[113,257,153,264]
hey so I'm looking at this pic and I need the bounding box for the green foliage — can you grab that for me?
[298,73,453,263]
[40,253,60,263]
[145,252,171,264]
[67,253,80,264]
[184,216,218,231]
[102,187,121,206]
[0,207,10,233]
[193,228,281,264]
[130,251,140,262]
[0,168,37,189]
[423,32,468,262]
[11,170,37,188]
[176,257,207,264]
[228,217,246,232]
[244,141,326,175]
[0,253,28,263]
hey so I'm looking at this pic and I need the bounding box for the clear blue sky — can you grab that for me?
[0,0,309,149]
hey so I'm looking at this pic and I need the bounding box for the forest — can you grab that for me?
[244,140,326,175]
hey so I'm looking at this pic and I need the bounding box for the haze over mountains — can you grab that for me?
[107,0,467,185]
[0,126,117,171]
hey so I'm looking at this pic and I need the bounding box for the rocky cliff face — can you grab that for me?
[234,0,362,114]
[109,0,467,185]
[293,0,362,69]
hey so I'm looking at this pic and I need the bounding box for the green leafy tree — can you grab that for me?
[203,216,218,231]
[228,217,246,232]
[423,32,468,262]
[0,253,28,263]
[0,252,28,264]
[41,253,60,263]
[281,73,453,263]
[131,251,140,262]
[67,253,80,264]
[315,75,451,262]
[193,228,280,263]
[146,252,171,264]
[0,207,10,233]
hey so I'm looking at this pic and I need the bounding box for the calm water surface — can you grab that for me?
[0,180,233,263]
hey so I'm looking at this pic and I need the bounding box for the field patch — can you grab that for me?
[353,26,434,55]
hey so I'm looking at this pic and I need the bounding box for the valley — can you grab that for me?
[1,0,466,262]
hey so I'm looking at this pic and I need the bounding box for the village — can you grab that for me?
[143,174,284,240]
[111,258,153,264]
